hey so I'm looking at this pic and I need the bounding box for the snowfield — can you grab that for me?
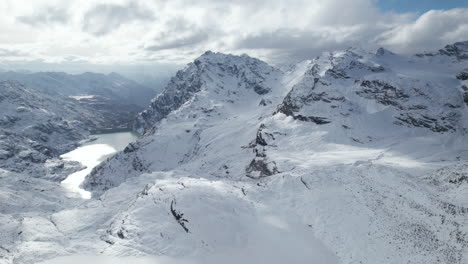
[2,42,468,263]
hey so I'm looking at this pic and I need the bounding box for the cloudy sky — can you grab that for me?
[0,0,467,75]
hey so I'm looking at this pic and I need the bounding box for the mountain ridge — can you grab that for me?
[0,80,106,178]
[2,42,468,264]
[0,71,156,107]
[79,42,468,263]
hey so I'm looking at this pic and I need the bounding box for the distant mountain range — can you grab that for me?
[0,80,106,177]
[0,71,156,107]
[0,71,156,177]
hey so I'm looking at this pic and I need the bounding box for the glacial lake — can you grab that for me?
[60,131,139,199]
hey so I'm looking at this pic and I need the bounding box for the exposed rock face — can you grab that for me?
[277,77,333,125]
[133,64,204,134]
[375,47,396,57]
[395,112,458,133]
[416,41,468,61]
[457,70,468,106]
[84,147,150,192]
[245,124,280,178]
[439,41,468,60]
[133,51,278,134]
[276,47,466,134]
[456,70,468,81]
[245,158,279,178]
[357,80,409,106]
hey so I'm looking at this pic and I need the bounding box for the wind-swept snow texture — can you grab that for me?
[3,42,468,264]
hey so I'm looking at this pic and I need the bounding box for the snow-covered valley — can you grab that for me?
[1,42,468,263]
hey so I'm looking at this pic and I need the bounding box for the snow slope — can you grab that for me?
[2,43,468,263]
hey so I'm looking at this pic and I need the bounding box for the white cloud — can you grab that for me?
[376,8,468,53]
[82,2,155,36]
[0,0,467,68]
[0,48,28,57]
[16,6,69,27]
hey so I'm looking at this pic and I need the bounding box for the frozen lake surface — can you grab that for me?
[61,132,138,199]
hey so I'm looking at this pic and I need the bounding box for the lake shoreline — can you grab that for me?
[90,128,138,134]
[60,132,139,199]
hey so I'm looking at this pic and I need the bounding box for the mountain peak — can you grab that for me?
[108,72,124,78]
[133,51,280,133]
[195,50,260,65]
[203,50,214,56]
[375,47,395,57]
[416,40,468,60]
[439,41,468,60]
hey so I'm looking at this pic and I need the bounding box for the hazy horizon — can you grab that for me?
[0,0,467,78]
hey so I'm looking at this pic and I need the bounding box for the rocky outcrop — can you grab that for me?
[357,80,409,106]
[170,200,190,233]
[416,41,468,61]
[456,70,468,81]
[245,124,280,178]
[134,66,204,134]
[395,113,458,133]
[276,78,333,124]
[355,79,461,133]
[438,41,468,60]
[245,158,279,178]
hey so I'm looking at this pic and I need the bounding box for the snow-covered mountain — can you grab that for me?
[0,71,155,107]
[416,41,468,61]
[278,47,465,133]
[2,42,468,263]
[0,80,113,178]
[133,51,282,132]
[0,71,154,131]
